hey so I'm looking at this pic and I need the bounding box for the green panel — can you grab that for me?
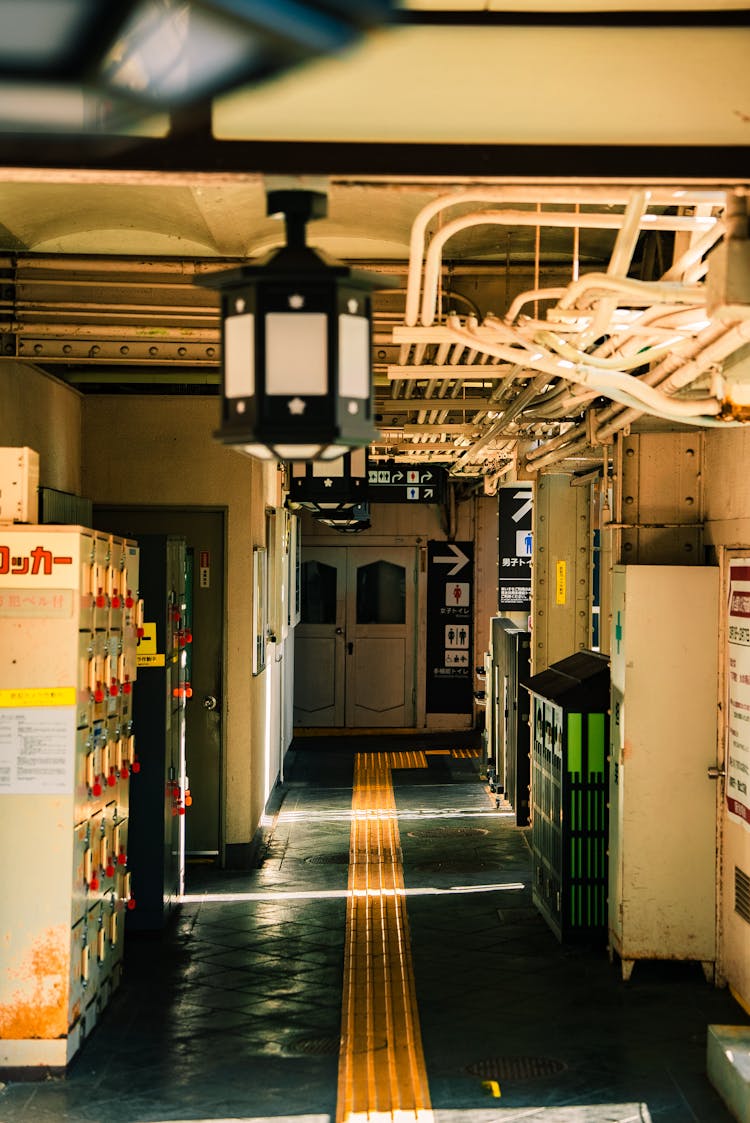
[587,712,605,776]
[567,713,582,773]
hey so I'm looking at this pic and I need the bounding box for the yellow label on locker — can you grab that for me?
[0,686,76,707]
[137,653,165,668]
[137,622,157,654]
[556,560,567,605]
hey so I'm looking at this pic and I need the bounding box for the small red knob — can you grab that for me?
[122,679,132,695]
[107,771,117,788]
[92,779,103,796]
[109,680,119,697]
[94,686,105,703]
[136,626,144,638]
[96,593,106,608]
[105,862,115,878]
[185,684,193,699]
[177,804,185,816]
[185,791,193,807]
[90,875,99,891]
[184,630,193,644]
[125,594,134,608]
[117,851,127,866]
[127,897,136,911]
[120,766,129,780]
[131,760,141,774]
[111,595,121,608]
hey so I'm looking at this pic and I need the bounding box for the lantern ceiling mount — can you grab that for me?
[199,187,383,463]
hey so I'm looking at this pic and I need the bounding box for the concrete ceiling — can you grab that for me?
[0,2,748,484]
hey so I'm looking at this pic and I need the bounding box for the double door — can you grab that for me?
[294,546,416,728]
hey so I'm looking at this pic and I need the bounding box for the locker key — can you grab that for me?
[92,776,103,797]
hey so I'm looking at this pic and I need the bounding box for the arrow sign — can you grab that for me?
[424,488,434,499]
[392,471,404,482]
[433,543,470,576]
[511,491,533,522]
[421,471,433,482]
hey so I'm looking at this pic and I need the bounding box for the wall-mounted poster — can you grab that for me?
[252,545,267,677]
[727,558,750,831]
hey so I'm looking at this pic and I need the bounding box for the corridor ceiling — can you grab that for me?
[1,1,749,485]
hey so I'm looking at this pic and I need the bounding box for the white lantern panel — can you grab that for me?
[350,448,367,478]
[339,314,370,400]
[266,313,327,396]
[225,313,254,398]
[312,455,345,478]
[272,444,325,460]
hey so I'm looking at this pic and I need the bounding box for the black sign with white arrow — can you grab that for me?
[426,540,473,714]
[367,463,448,504]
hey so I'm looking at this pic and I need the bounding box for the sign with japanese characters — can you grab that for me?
[727,559,750,831]
[426,541,473,713]
[367,463,448,504]
[498,484,533,611]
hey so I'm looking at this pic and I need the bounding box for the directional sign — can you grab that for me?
[433,542,470,577]
[499,483,533,612]
[367,462,447,504]
[426,541,473,714]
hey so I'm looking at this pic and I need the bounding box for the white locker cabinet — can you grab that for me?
[0,526,138,1073]
[608,564,719,981]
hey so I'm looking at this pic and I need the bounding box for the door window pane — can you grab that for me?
[356,561,405,624]
[301,561,337,624]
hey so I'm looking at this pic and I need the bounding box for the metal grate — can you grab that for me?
[736,866,750,924]
[305,853,351,865]
[286,1036,340,1056]
[465,1056,567,1081]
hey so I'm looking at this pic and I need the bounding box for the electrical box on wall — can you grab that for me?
[608,564,719,981]
[0,447,39,524]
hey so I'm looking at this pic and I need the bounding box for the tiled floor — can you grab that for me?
[1,735,748,1123]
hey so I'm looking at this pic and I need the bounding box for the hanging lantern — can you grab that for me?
[0,1,394,131]
[199,188,380,462]
[314,503,371,534]
[288,448,368,516]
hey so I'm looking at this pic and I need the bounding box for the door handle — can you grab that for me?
[335,627,344,635]
[203,695,218,711]
[347,642,354,655]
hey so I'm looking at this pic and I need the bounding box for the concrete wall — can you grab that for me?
[80,395,279,858]
[704,428,750,1013]
[0,362,82,494]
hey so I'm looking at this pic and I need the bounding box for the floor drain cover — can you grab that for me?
[287,1036,340,1056]
[465,1056,567,1081]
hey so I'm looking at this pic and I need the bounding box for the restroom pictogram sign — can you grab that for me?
[426,541,473,714]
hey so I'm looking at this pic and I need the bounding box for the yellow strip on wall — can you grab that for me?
[0,686,76,707]
[336,750,433,1123]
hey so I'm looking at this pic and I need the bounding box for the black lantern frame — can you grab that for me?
[314,502,371,534]
[288,448,368,516]
[199,189,381,462]
[0,2,394,131]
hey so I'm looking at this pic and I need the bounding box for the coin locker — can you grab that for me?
[0,526,139,1073]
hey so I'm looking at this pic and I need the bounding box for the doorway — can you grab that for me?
[294,545,417,728]
[94,506,225,858]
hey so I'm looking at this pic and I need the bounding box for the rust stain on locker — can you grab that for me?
[0,926,69,1039]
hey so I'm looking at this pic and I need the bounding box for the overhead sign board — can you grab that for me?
[367,463,448,504]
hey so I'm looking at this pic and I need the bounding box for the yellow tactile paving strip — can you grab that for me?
[336,751,434,1123]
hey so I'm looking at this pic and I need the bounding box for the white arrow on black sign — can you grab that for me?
[433,543,470,576]
[511,491,533,522]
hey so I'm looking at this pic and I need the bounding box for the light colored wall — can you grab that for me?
[0,362,82,493]
[704,428,750,1012]
[80,395,278,853]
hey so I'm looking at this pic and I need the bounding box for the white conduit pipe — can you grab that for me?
[580,190,650,348]
[403,188,725,326]
[554,273,706,311]
[445,317,734,428]
[420,212,717,328]
[525,322,729,461]
[661,220,726,283]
